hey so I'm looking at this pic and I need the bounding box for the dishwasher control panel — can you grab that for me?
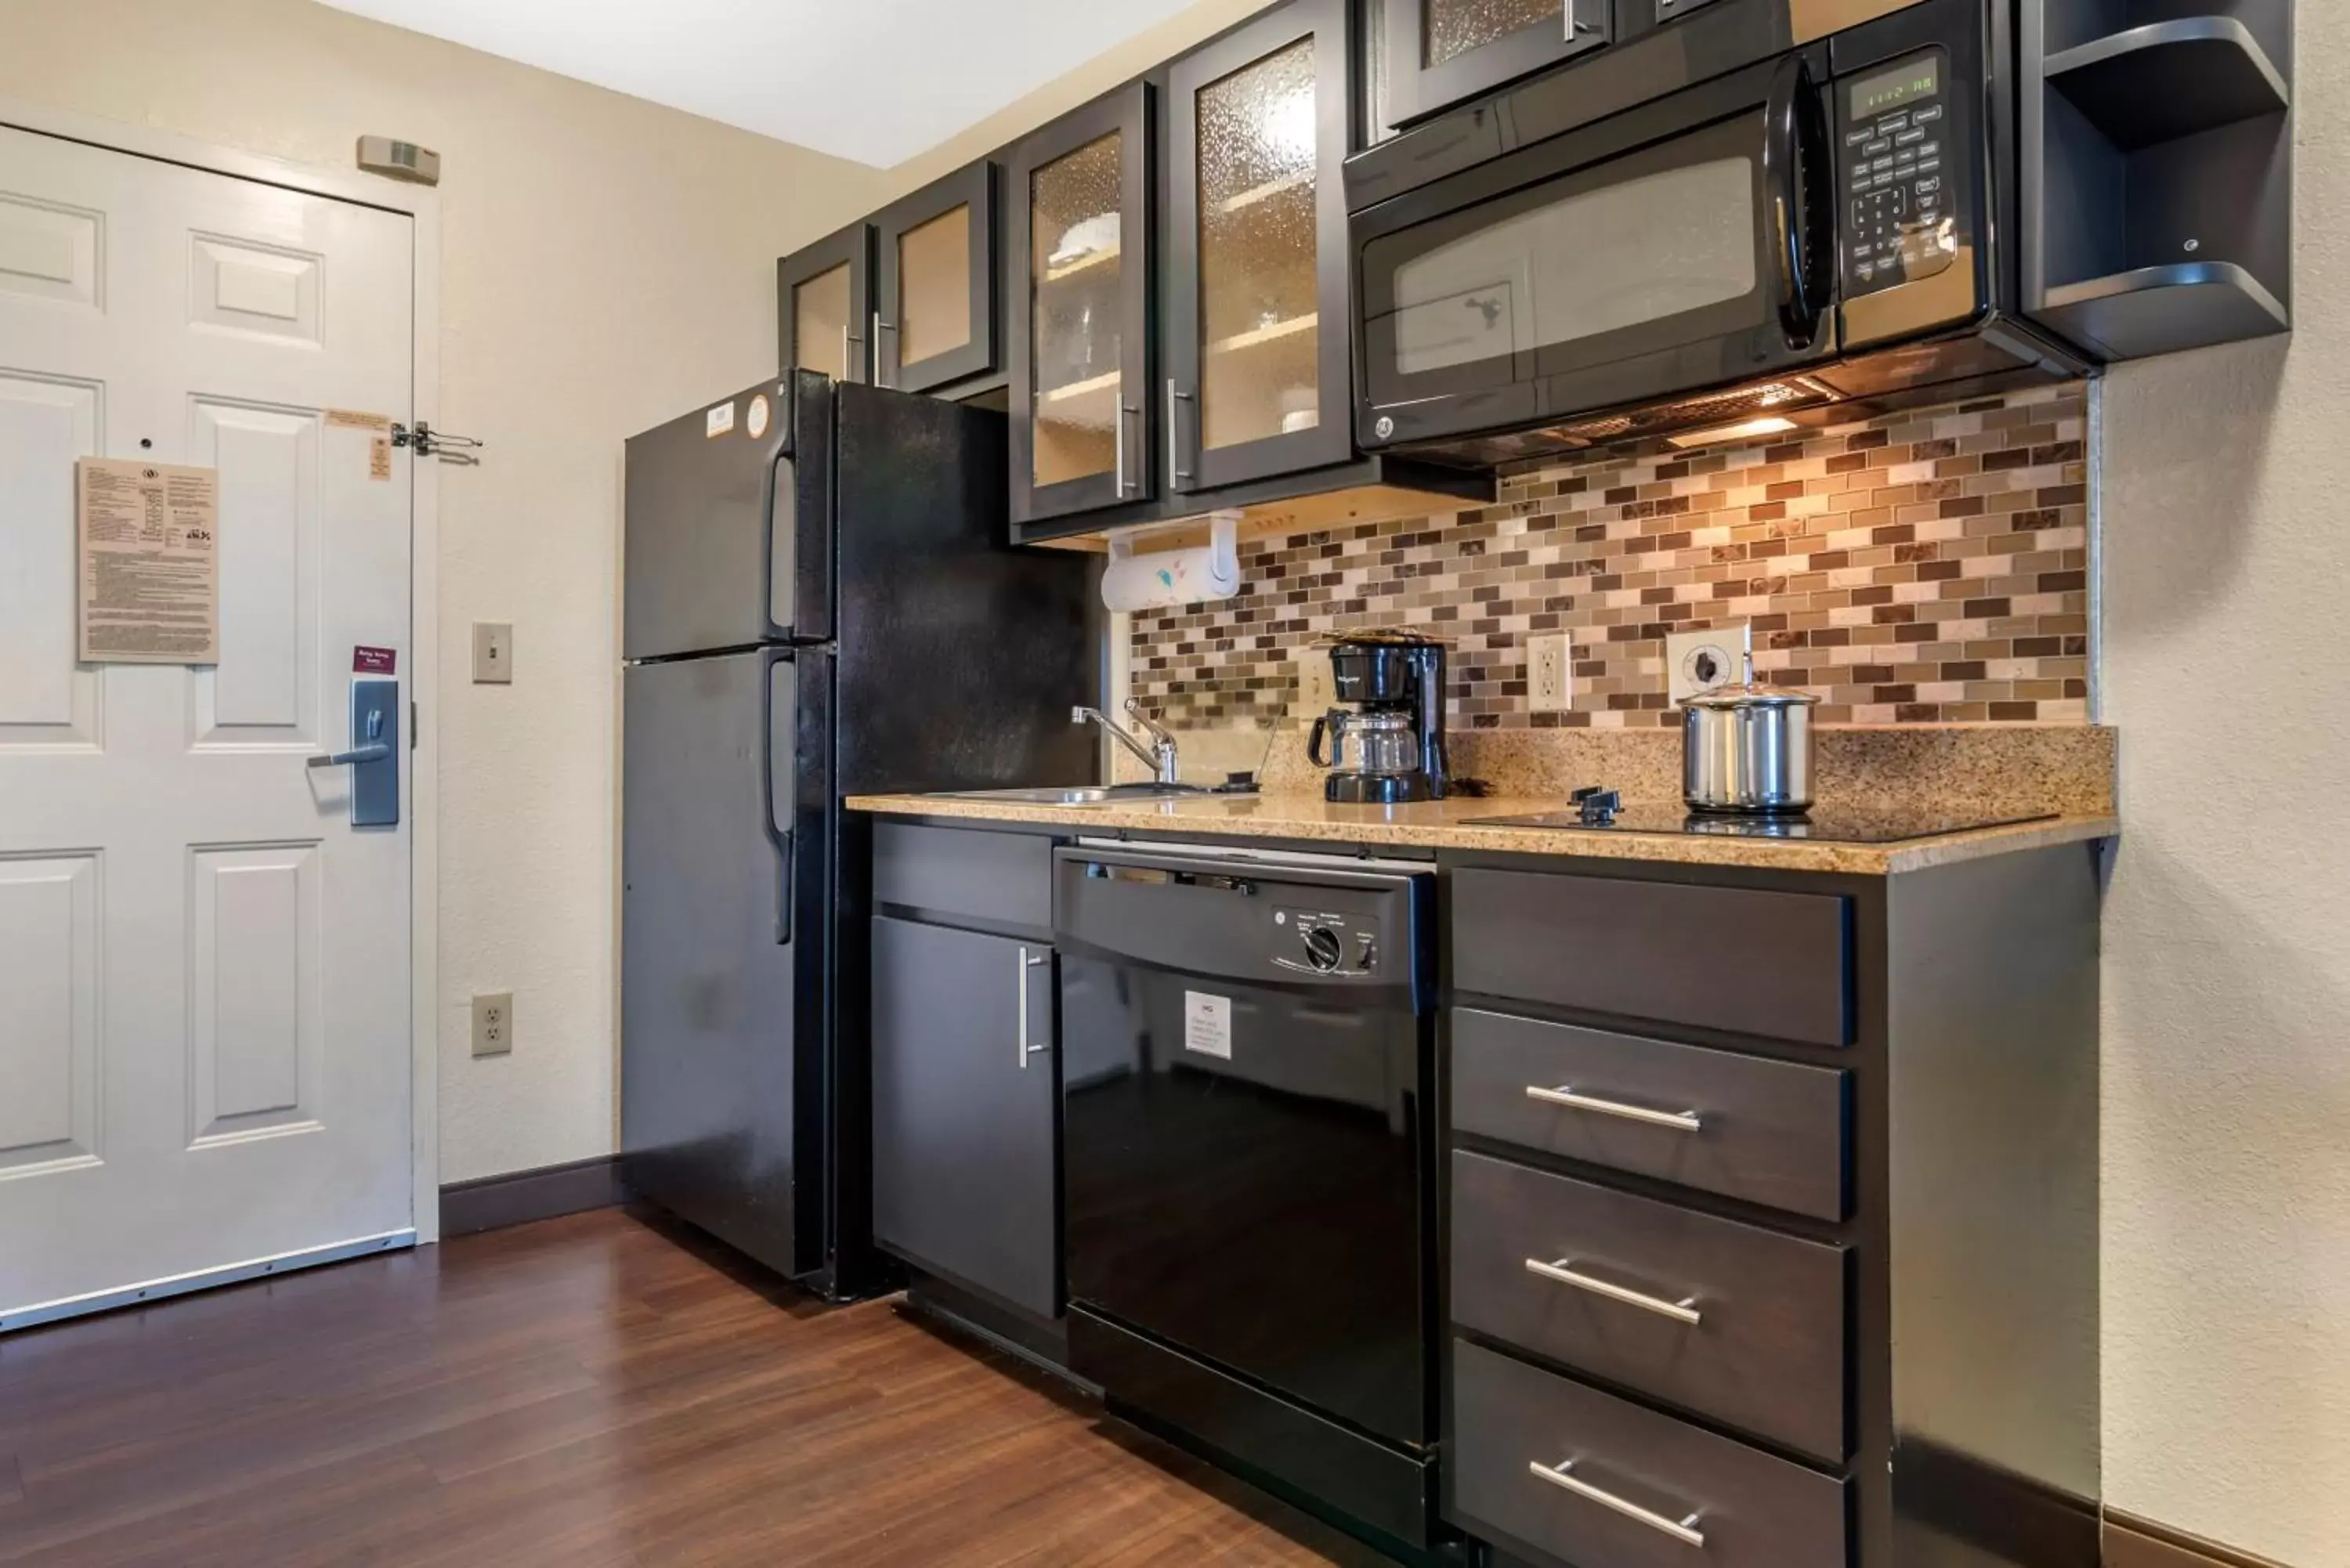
[1274,906,1382,977]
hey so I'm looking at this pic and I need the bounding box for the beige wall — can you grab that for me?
[2098,20,2345,1566]
[0,0,888,1184]
[879,0,1274,204]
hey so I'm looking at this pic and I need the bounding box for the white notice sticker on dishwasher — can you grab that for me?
[1184,992,1233,1060]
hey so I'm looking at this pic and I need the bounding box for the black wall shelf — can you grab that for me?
[2044,18,2287,149]
[2023,1,2294,363]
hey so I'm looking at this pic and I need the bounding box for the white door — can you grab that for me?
[0,124,416,1328]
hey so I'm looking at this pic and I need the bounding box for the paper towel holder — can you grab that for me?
[1106,508,1242,578]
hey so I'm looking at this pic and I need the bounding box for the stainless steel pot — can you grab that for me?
[1308,710,1421,777]
[1680,656,1820,813]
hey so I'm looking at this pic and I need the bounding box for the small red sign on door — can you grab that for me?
[352,645,397,674]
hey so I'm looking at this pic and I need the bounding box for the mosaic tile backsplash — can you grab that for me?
[1129,386,2090,730]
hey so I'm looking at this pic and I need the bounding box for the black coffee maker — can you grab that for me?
[1307,633,1452,804]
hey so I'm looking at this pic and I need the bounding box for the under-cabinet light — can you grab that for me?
[1665,416,1801,450]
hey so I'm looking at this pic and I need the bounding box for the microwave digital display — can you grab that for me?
[1849,56,1940,120]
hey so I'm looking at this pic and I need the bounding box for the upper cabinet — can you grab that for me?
[1376,0,1608,130]
[780,161,1003,395]
[876,162,1001,393]
[1008,85,1155,526]
[1166,0,1354,493]
[779,222,873,385]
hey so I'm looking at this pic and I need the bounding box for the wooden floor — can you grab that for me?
[0,1208,1392,1568]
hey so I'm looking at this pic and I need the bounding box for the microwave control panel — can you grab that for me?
[1838,48,1960,298]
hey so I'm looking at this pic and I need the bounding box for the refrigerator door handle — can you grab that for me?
[762,646,797,948]
[772,829,795,947]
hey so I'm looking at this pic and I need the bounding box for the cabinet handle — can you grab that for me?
[1167,381,1195,484]
[1528,1459,1706,1548]
[1524,1257,1703,1326]
[1115,402,1141,495]
[1016,946,1050,1069]
[1525,1084,1702,1133]
[873,312,896,387]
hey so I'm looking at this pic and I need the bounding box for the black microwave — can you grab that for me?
[1347,0,2090,465]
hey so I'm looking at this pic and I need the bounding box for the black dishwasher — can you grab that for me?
[1055,842,1441,1554]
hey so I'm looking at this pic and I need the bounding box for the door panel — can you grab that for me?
[0,854,98,1173]
[871,916,1059,1319]
[189,400,317,745]
[1168,0,1355,492]
[1007,85,1154,526]
[622,377,815,659]
[188,842,321,1143]
[779,222,873,385]
[0,123,414,1326]
[620,649,813,1274]
[0,373,99,747]
[876,161,998,393]
[1381,0,1608,129]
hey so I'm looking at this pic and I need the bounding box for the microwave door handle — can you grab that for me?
[1765,54,1831,347]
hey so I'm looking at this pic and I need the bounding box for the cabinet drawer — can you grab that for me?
[1451,1008,1849,1222]
[873,822,1054,934]
[1452,869,1852,1046]
[1450,1339,1847,1568]
[1451,1151,1848,1463]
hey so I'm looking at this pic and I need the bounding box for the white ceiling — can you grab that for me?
[317,0,1200,168]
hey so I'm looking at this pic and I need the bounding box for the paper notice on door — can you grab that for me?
[325,408,392,432]
[78,457,219,664]
[1184,991,1233,1060]
[369,435,393,481]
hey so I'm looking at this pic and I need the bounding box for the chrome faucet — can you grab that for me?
[1073,698,1182,786]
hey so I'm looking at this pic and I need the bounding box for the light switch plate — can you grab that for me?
[1529,632,1574,712]
[471,992,513,1057]
[1667,623,1751,705]
[472,622,513,685]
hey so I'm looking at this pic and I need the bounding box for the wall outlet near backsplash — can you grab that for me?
[1529,633,1573,713]
[1127,385,2089,732]
[1296,654,1336,716]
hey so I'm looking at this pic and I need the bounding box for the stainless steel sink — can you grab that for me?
[931,783,1219,807]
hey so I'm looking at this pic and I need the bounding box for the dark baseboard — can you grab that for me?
[439,1154,631,1238]
[2107,1512,2294,1568]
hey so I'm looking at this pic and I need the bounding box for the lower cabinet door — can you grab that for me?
[871,916,1059,1318]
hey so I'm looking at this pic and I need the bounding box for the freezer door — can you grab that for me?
[622,372,834,659]
[621,647,827,1276]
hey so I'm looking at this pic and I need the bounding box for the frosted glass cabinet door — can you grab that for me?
[875,160,998,394]
[1379,0,1608,128]
[778,222,873,385]
[1166,0,1353,490]
[1007,83,1153,526]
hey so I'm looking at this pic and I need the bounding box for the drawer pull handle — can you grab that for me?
[1527,1084,1703,1133]
[1528,1458,1707,1548]
[1525,1257,1704,1326]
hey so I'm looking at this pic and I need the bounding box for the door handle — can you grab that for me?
[1167,381,1195,484]
[873,312,896,387]
[310,678,400,827]
[1016,947,1051,1068]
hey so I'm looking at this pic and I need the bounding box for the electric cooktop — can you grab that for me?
[1466,797,2059,845]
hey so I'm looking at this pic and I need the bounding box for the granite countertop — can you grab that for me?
[844,790,2117,876]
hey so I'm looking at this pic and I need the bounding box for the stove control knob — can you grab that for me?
[1301,925,1345,973]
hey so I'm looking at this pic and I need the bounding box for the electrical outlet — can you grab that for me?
[472,622,513,685]
[471,992,513,1057]
[1529,632,1574,712]
[1296,655,1336,716]
[1666,623,1752,705]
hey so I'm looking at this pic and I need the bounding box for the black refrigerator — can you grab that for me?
[621,371,1094,1299]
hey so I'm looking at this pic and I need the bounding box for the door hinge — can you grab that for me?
[392,421,483,462]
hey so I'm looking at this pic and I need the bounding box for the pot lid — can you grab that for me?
[1681,652,1822,710]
